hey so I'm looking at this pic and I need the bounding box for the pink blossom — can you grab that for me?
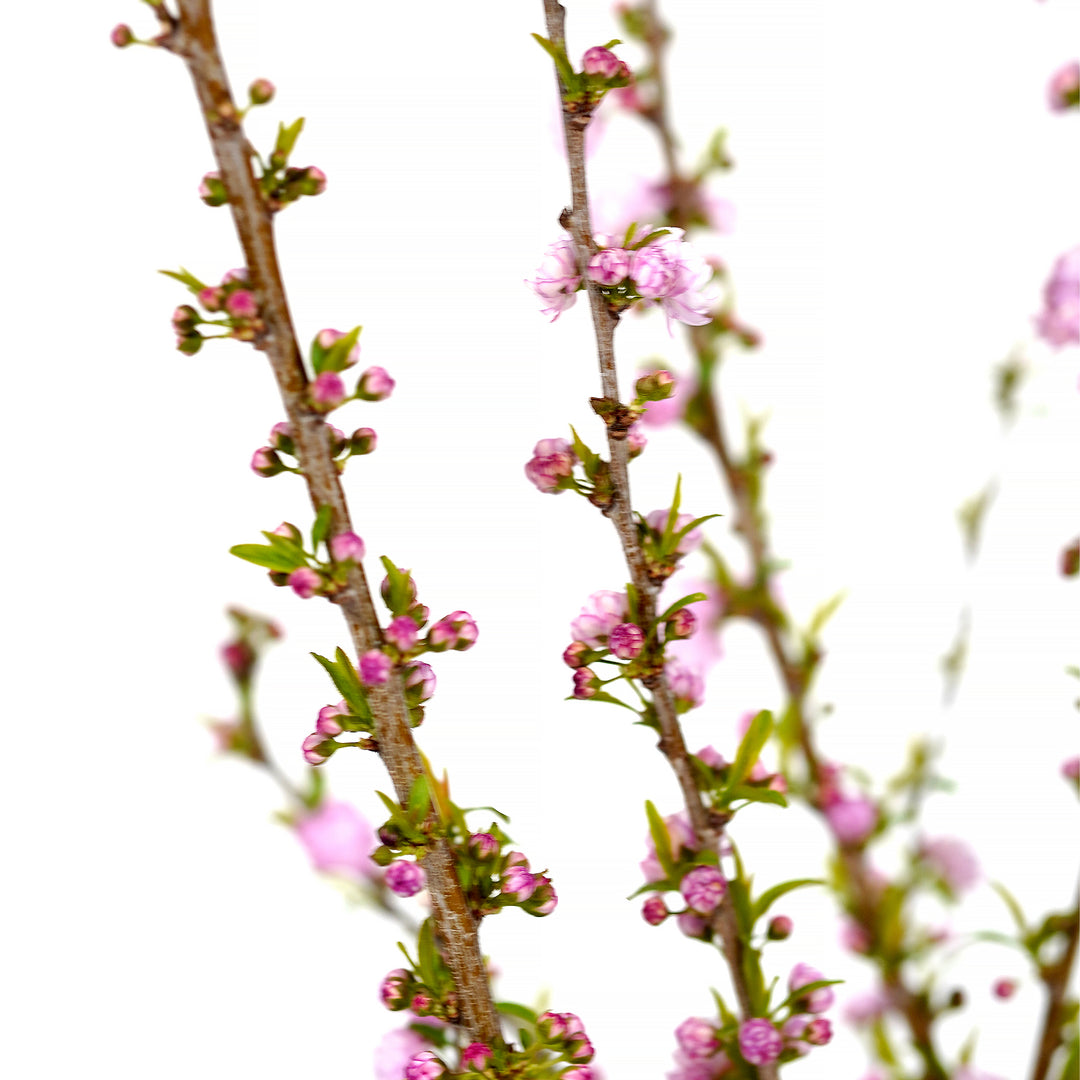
[525,437,578,493]
[840,918,872,953]
[359,365,395,400]
[588,247,632,286]
[295,801,377,878]
[462,1043,494,1069]
[329,531,366,563]
[316,701,347,737]
[1047,60,1080,111]
[608,622,645,659]
[225,289,257,318]
[825,794,878,845]
[843,987,890,1025]
[359,649,392,686]
[661,577,725,676]
[582,46,624,79]
[738,1019,782,1066]
[311,370,346,409]
[385,860,426,897]
[570,590,628,648]
[288,567,321,598]
[920,835,980,894]
[677,911,709,938]
[628,229,721,327]
[501,864,537,902]
[527,874,558,915]
[640,810,698,882]
[789,962,835,1013]
[374,1027,431,1080]
[385,615,419,652]
[642,895,669,925]
[627,423,648,457]
[1035,246,1080,348]
[404,1050,445,1080]
[528,237,582,320]
[680,865,727,914]
[675,1017,719,1060]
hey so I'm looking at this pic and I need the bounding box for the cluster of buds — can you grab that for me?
[536,1011,597,1068]
[379,964,458,1026]
[199,111,328,213]
[304,326,394,414]
[531,37,632,112]
[168,267,263,352]
[527,226,720,327]
[523,423,646,502]
[251,418,376,478]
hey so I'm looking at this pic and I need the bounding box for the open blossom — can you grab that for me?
[920,835,980,894]
[295,801,378,878]
[525,437,578,493]
[1035,246,1080,348]
[629,229,721,327]
[570,590,628,648]
[666,658,705,709]
[527,237,582,320]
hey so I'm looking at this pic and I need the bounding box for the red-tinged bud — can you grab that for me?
[993,978,1017,1000]
[379,968,411,1010]
[172,305,199,334]
[250,447,286,477]
[268,422,295,455]
[350,426,377,455]
[635,369,675,402]
[198,171,228,207]
[301,732,335,765]
[288,567,322,599]
[468,832,499,860]
[311,370,346,411]
[198,286,224,311]
[461,1043,493,1070]
[359,649,392,686]
[609,622,645,660]
[582,45,623,79]
[666,606,697,639]
[271,521,302,544]
[357,365,395,401]
[767,914,793,940]
[641,895,669,925]
[110,24,134,48]
[803,1018,832,1046]
[225,289,257,318]
[329,531,366,564]
[248,77,275,105]
[563,641,589,668]
[220,640,255,680]
[572,667,600,699]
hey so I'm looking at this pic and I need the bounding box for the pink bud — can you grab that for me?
[993,978,1017,1000]
[825,795,878,846]
[358,365,395,401]
[1048,60,1080,112]
[527,874,558,915]
[582,45,623,79]
[789,962,835,1013]
[225,289,257,318]
[288,567,322,599]
[803,1017,832,1046]
[608,621,645,660]
[272,521,302,542]
[385,860,426,897]
[768,914,793,940]
[248,77,275,105]
[501,864,537,902]
[738,1018,782,1066]
[250,447,284,477]
[110,23,134,48]
[359,649,392,686]
[379,968,410,1009]
[626,423,648,458]
[316,701,347,737]
[641,895,669,926]
[268,421,294,452]
[385,615,419,652]
[588,247,632,286]
[403,661,436,703]
[404,1050,445,1080]
[469,832,499,859]
[303,166,328,194]
[679,864,727,914]
[301,732,333,765]
[198,286,223,311]
[461,1043,493,1069]
[311,370,346,410]
[676,911,708,939]
[675,1017,720,1060]
[1062,756,1080,782]
[572,667,599,699]
[198,172,227,206]
[525,437,578,494]
[563,641,589,668]
[349,426,377,455]
[221,267,249,284]
[329,531,366,563]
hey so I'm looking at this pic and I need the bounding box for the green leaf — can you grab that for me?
[311,505,333,549]
[751,878,825,922]
[416,917,439,986]
[724,785,788,808]
[274,117,305,158]
[741,946,767,1015]
[567,425,599,478]
[496,1001,538,1025]
[230,543,303,573]
[158,266,208,294]
[627,228,672,250]
[657,593,708,623]
[407,775,431,819]
[711,987,737,1029]
[728,870,753,938]
[260,531,307,560]
[723,710,773,796]
[671,513,721,546]
[531,33,578,92]
[644,800,675,878]
[316,325,362,375]
[310,650,371,719]
[806,590,847,639]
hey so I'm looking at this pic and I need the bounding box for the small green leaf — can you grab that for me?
[159,266,208,294]
[531,33,578,92]
[416,917,439,986]
[807,590,847,639]
[274,117,305,158]
[627,228,671,250]
[723,710,773,795]
[991,881,1029,935]
[496,1001,538,1025]
[725,785,787,808]
[751,878,825,922]
[260,531,307,560]
[770,978,845,1017]
[644,800,675,878]
[316,325,362,375]
[657,593,708,623]
[230,543,303,573]
[311,505,334,549]
[311,650,370,719]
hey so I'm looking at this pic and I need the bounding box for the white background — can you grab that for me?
[2,1,1078,1078]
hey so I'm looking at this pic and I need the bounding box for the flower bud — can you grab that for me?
[641,895,669,926]
[468,832,499,860]
[225,289,257,318]
[666,607,697,640]
[380,568,417,611]
[198,172,228,207]
[316,701,347,737]
[311,370,346,411]
[993,978,1017,1000]
[357,365,395,401]
[175,332,204,355]
[635,369,676,402]
[427,611,478,652]
[250,447,285,478]
[608,622,645,660]
[197,286,223,311]
[110,23,134,48]
[627,423,647,458]
[500,864,537,903]
[675,1017,720,1060]
[404,1051,446,1080]
[288,567,322,599]
[1062,755,1080,784]
[272,521,303,543]
[572,667,599,699]
[385,860,426,897]
[172,305,199,334]
[301,732,335,765]
[563,641,589,669]
[248,77,275,105]
[789,962,835,1013]
[359,649,392,686]
[525,437,577,494]
[267,422,294,454]
[329,531,366,564]
[1061,538,1080,578]
[767,914,793,940]
[379,968,411,1010]
[386,615,419,652]
[350,426,377,455]
[677,911,708,939]
[403,661,437,704]
[525,874,558,915]
[738,1018,782,1066]
[679,864,727,914]
[803,1017,832,1046]
[581,46,623,79]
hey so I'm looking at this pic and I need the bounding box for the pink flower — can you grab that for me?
[608,622,645,659]
[374,1027,431,1080]
[1035,246,1080,348]
[788,962,835,1013]
[666,658,705,709]
[288,567,321,598]
[825,794,878,845]
[582,46,624,79]
[528,237,582,320]
[680,865,728,914]
[570,590,628,647]
[639,368,696,428]
[385,860,426,897]
[525,437,578,493]
[588,247,632,286]
[920,836,980,894]
[295,801,377,878]
[661,577,725,675]
[404,1050,446,1080]
[225,289,257,318]
[628,229,721,327]
[385,615,419,652]
[675,1017,719,1059]
[1047,60,1080,111]
[843,987,890,1025]
[462,1043,494,1069]
[359,649,392,686]
[329,531,366,563]
[738,1019,782,1066]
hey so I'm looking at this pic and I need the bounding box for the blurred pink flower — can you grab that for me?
[661,577,725,675]
[374,1027,431,1080]
[639,367,697,428]
[919,835,980,894]
[295,801,378,879]
[1035,246,1080,348]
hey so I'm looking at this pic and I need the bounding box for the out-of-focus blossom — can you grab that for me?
[919,835,980,894]
[639,367,696,428]
[295,801,377,878]
[1047,60,1080,111]
[374,1027,431,1080]
[661,577,725,676]
[1035,246,1080,348]
[824,794,878,846]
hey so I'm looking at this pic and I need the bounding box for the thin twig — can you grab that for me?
[1030,880,1080,1080]
[542,1,775,1070]
[161,0,501,1045]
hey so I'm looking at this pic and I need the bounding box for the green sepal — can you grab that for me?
[274,117,305,159]
[751,878,825,923]
[230,543,304,573]
[309,506,333,550]
[159,266,208,295]
[531,33,579,94]
[722,710,773,796]
[644,800,675,878]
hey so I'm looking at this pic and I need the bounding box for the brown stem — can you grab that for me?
[162,0,501,1045]
[1029,883,1080,1080]
[542,3,774,1073]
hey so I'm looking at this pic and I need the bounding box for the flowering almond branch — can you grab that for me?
[149,0,503,1046]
